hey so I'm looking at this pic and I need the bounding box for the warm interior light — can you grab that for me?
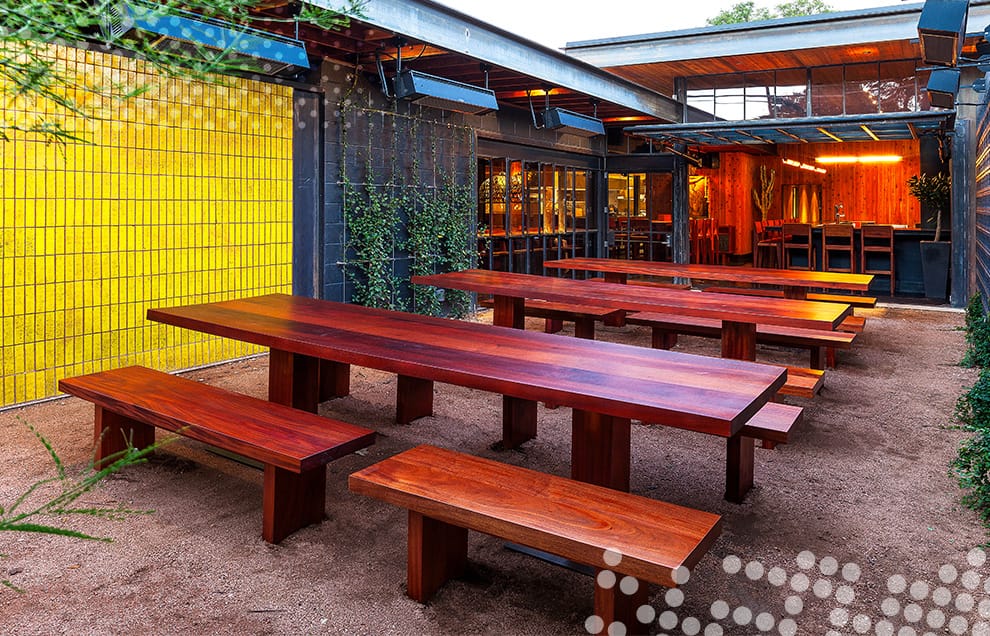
[782,158,827,174]
[815,155,903,164]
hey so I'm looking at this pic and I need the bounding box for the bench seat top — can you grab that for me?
[349,445,722,587]
[626,312,857,348]
[477,297,622,320]
[740,403,802,444]
[703,286,877,308]
[59,366,376,473]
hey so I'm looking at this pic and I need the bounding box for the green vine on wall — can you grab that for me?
[407,125,476,317]
[341,156,405,310]
[338,96,476,317]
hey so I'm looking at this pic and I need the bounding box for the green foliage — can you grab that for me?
[342,159,405,311]
[953,369,990,527]
[963,294,990,368]
[0,0,364,143]
[707,0,831,25]
[907,172,951,242]
[409,173,476,318]
[339,104,476,317]
[2,419,161,592]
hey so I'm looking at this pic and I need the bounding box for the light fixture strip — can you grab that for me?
[815,155,903,164]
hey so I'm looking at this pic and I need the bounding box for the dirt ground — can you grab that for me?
[0,303,981,635]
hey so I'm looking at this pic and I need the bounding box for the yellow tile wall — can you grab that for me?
[0,45,293,407]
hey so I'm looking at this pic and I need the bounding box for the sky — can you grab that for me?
[433,0,915,50]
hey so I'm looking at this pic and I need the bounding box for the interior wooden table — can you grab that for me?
[148,294,787,501]
[543,257,873,300]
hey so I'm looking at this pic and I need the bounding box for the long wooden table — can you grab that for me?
[148,294,788,500]
[543,257,873,300]
[411,269,853,362]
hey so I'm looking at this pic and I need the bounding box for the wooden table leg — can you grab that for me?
[725,434,755,503]
[268,349,320,412]
[396,375,434,425]
[502,396,537,448]
[493,295,524,329]
[572,410,631,491]
[720,323,757,502]
[604,272,628,284]
[782,286,808,300]
[319,360,350,401]
[721,320,757,362]
[650,327,678,350]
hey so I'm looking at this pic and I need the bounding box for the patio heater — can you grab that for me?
[918,0,970,67]
[927,68,963,108]
[103,0,310,78]
[542,107,606,137]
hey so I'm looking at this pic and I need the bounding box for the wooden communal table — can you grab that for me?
[543,257,873,300]
[148,293,787,501]
[412,269,853,362]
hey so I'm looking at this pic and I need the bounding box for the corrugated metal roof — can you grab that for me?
[624,110,955,146]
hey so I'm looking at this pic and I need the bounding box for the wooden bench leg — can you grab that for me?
[810,347,826,371]
[725,434,755,503]
[407,511,468,603]
[269,349,320,413]
[603,311,626,328]
[501,396,537,448]
[650,327,678,350]
[396,376,434,425]
[262,464,326,544]
[545,318,563,334]
[572,411,631,491]
[94,406,155,470]
[594,572,651,636]
[826,346,837,369]
[574,318,596,340]
[319,360,350,401]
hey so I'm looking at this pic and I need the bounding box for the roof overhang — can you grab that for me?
[624,110,955,148]
[301,0,680,123]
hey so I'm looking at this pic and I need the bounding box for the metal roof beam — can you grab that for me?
[565,3,990,68]
[311,0,680,121]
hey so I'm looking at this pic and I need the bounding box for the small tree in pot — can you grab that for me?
[907,172,951,241]
[907,172,952,299]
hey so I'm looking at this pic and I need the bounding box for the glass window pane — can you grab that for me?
[811,66,844,116]
[774,68,807,118]
[523,162,541,234]
[879,60,920,112]
[508,160,523,236]
[744,72,775,120]
[845,63,880,115]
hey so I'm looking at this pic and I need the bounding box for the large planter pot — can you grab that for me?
[919,240,950,301]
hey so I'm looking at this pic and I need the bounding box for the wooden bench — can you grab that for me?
[349,445,722,633]
[703,285,878,309]
[477,298,623,339]
[584,277,691,326]
[625,311,856,373]
[58,365,376,544]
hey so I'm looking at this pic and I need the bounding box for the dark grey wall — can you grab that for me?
[315,61,606,302]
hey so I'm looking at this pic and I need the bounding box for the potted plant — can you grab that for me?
[907,172,951,300]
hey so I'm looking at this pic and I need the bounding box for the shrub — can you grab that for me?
[963,294,990,368]
[953,366,990,526]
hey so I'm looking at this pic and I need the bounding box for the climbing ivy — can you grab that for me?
[341,156,405,310]
[338,96,476,317]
